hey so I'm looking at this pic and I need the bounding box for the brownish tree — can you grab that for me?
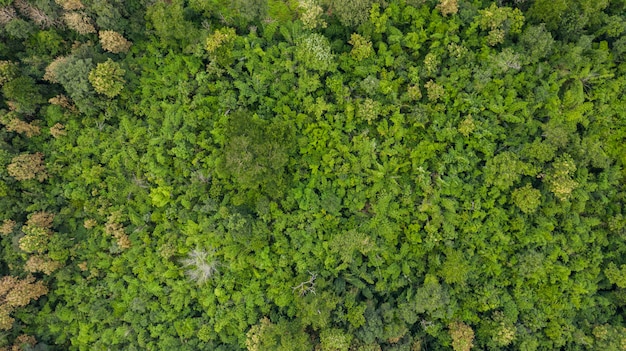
[99,30,132,53]
[7,153,47,182]
[0,276,48,330]
[63,11,96,34]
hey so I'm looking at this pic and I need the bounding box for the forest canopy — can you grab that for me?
[1,0,626,350]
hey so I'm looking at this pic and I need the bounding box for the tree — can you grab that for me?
[320,328,352,351]
[205,27,237,66]
[49,54,97,113]
[55,0,85,11]
[449,322,474,351]
[3,18,34,39]
[475,3,525,45]
[483,151,535,191]
[436,0,458,17]
[180,248,219,284]
[99,30,132,53]
[545,155,578,201]
[246,317,312,351]
[299,0,327,30]
[0,6,17,26]
[348,33,373,61]
[146,0,199,49]
[511,184,541,214]
[63,11,96,34]
[518,24,554,64]
[2,76,44,114]
[0,60,18,86]
[7,153,47,182]
[1,112,41,137]
[295,33,335,72]
[88,58,125,98]
[0,275,47,330]
[331,0,375,27]
[217,111,293,199]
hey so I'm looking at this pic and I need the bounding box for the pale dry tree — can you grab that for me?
[63,11,95,34]
[13,0,55,28]
[181,248,219,284]
[0,6,17,26]
[55,0,84,11]
[99,30,132,54]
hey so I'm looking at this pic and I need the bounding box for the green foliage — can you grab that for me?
[449,322,474,351]
[511,184,541,214]
[605,263,626,288]
[349,33,373,61]
[246,318,313,351]
[216,111,294,199]
[149,185,172,207]
[205,27,237,66]
[2,76,44,114]
[146,0,200,49]
[439,249,470,285]
[484,151,534,191]
[475,3,525,45]
[4,19,34,39]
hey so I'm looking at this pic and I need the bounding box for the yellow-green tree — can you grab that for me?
[88,59,125,98]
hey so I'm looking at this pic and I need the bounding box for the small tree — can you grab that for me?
[546,155,578,201]
[475,3,524,46]
[320,328,352,351]
[181,248,219,284]
[88,59,125,98]
[0,6,17,26]
[0,61,18,86]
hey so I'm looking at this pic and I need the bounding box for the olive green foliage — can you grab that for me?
[0,61,19,86]
[216,111,294,199]
[88,58,125,98]
[2,76,44,114]
[332,0,376,27]
[475,3,524,45]
[0,1,626,351]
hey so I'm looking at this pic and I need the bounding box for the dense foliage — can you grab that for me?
[1,0,626,350]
